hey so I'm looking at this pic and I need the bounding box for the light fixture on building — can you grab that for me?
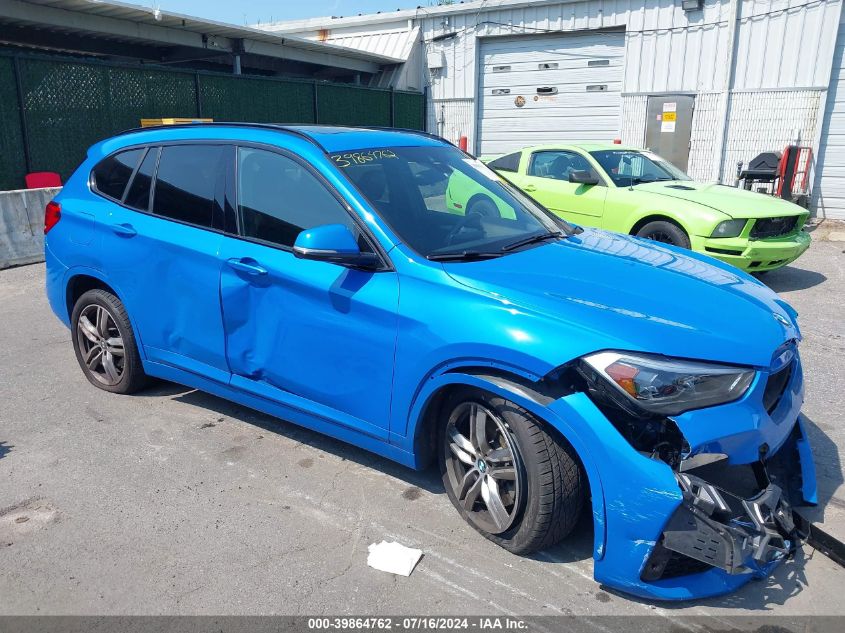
[681,0,703,10]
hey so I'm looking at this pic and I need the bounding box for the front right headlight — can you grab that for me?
[582,351,755,416]
[711,219,747,238]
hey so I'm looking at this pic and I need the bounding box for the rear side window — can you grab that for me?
[487,152,521,173]
[124,147,159,211]
[153,145,225,228]
[91,149,144,201]
[237,147,360,248]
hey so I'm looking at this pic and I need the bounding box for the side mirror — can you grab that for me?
[569,170,600,185]
[293,224,380,269]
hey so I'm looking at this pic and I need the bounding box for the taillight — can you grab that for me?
[44,201,61,234]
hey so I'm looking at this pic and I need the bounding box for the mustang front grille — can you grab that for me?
[749,216,799,239]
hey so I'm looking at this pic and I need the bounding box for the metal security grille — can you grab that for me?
[0,52,425,191]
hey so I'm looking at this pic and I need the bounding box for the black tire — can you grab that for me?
[438,388,585,554]
[71,288,148,394]
[467,195,499,218]
[636,220,690,249]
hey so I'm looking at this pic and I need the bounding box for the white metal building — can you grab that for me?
[263,0,845,219]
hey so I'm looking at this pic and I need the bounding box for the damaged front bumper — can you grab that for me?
[641,465,810,583]
[544,346,817,601]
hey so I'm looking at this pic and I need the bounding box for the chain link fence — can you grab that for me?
[0,52,426,191]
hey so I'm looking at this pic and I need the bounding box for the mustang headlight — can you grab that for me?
[582,351,755,416]
[711,219,747,238]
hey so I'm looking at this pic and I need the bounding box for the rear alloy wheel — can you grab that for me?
[439,389,585,554]
[636,220,690,249]
[71,289,148,394]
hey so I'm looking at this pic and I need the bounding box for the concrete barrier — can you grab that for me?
[0,187,62,270]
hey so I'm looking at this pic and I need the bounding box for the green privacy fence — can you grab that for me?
[0,52,426,191]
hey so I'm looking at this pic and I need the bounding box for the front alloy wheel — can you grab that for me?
[443,402,524,534]
[439,389,585,554]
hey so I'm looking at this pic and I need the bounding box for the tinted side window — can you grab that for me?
[237,148,360,248]
[124,147,159,211]
[528,151,595,181]
[153,145,225,228]
[488,152,521,173]
[92,149,143,201]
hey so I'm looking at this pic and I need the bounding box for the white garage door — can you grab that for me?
[813,9,845,220]
[477,30,625,156]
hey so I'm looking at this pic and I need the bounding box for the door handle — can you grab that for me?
[523,185,537,192]
[227,258,268,276]
[110,222,137,237]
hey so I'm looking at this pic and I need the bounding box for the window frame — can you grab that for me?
[527,150,607,186]
[123,146,160,213]
[89,141,231,235]
[89,147,146,204]
[150,141,229,231]
[487,151,522,173]
[229,141,392,271]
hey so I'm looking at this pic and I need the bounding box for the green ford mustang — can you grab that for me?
[446,143,810,272]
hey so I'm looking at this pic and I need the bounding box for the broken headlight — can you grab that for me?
[582,351,755,416]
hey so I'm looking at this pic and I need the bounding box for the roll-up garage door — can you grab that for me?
[477,29,625,156]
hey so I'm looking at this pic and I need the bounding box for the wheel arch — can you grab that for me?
[466,192,496,212]
[409,367,607,561]
[628,212,690,238]
[65,272,117,321]
[64,269,147,360]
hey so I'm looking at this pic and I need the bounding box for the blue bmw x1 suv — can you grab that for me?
[45,124,817,601]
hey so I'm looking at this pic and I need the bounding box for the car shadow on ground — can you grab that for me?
[795,414,844,527]
[759,264,827,293]
[136,382,840,608]
[141,381,446,495]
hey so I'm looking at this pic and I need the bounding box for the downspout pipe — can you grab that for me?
[714,0,741,183]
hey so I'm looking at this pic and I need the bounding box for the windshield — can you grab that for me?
[590,150,691,186]
[330,145,570,259]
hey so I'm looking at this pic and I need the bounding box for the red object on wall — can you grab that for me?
[458,135,468,151]
[25,172,62,189]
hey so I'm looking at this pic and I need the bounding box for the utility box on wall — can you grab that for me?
[645,95,695,171]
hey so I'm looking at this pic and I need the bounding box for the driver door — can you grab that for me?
[519,150,607,226]
[219,146,399,438]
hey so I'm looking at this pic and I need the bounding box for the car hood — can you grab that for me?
[443,229,798,369]
[632,181,805,219]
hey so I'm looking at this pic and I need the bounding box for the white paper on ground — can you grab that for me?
[367,540,423,576]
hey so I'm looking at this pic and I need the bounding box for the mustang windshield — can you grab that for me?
[330,145,570,259]
[590,149,691,187]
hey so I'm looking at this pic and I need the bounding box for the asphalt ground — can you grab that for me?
[0,241,843,616]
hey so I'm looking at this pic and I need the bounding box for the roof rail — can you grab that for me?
[113,122,448,154]
[114,122,330,152]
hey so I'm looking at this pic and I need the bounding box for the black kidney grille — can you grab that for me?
[764,362,793,413]
[750,216,799,239]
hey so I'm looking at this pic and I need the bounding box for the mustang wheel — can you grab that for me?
[71,289,148,394]
[439,389,585,554]
[636,220,690,249]
[467,195,499,218]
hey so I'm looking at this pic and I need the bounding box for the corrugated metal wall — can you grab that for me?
[280,0,845,216]
[416,0,843,192]
[813,6,845,219]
